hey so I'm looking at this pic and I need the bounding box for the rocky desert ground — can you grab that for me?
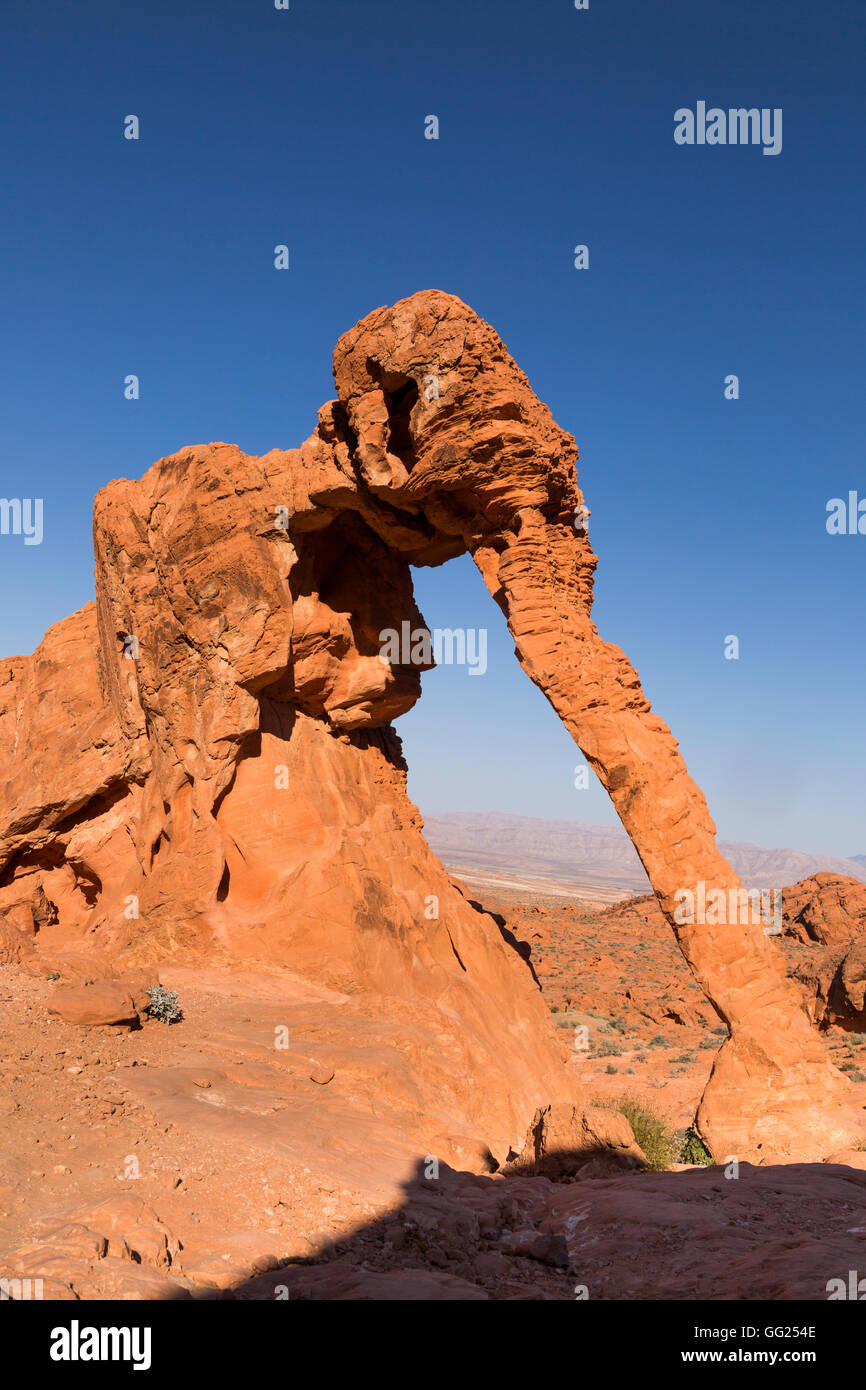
[3,870,866,1301]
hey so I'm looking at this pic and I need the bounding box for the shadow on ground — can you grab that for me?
[208,1153,866,1301]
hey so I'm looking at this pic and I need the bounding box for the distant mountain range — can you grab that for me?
[423,812,866,897]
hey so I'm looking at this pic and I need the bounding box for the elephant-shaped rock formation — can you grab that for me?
[0,290,860,1163]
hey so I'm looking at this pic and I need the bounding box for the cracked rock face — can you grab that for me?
[0,289,860,1162]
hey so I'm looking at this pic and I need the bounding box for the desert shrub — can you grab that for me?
[841,1061,859,1074]
[672,1052,696,1064]
[603,1094,677,1171]
[145,985,183,1024]
[605,1064,618,1074]
[595,1037,624,1057]
[698,1036,719,1049]
[647,1033,671,1049]
[679,1126,713,1166]
[710,1026,727,1036]
[554,1010,584,1031]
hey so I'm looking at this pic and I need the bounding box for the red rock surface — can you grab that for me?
[795,944,866,1032]
[777,872,866,1032]
[782,873,866,946]
[0,287,862,1241]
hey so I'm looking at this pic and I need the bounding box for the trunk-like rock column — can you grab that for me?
[476,513,860,1161]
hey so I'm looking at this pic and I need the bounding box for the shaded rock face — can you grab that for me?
[0,290,860,1162]
[782,874,866,947]
[783,875,866,1030]
[507,1104,647,1179]
[796,943,866,1033]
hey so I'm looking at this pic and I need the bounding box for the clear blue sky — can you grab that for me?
[1,0,863,856]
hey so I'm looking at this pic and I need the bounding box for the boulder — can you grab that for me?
[795,941,866,1030]
[48,981,139,1028]
[509,1103,647,1177]
[782,874,866,946]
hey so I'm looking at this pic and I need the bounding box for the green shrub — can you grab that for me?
[679,1126,713,1166]
[603,1094,678,1171]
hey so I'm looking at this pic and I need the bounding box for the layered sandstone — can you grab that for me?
[782,873,866,947]
[783,875,866,1031]
[0,289,861,1162]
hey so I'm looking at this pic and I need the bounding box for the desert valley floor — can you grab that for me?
[3,868,866,1302]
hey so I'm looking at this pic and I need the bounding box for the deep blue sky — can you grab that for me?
[1,0,863,855]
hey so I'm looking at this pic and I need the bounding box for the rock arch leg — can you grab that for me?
[475,515,861,1161]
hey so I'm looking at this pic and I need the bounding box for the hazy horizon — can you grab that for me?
[419,807,865,865]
